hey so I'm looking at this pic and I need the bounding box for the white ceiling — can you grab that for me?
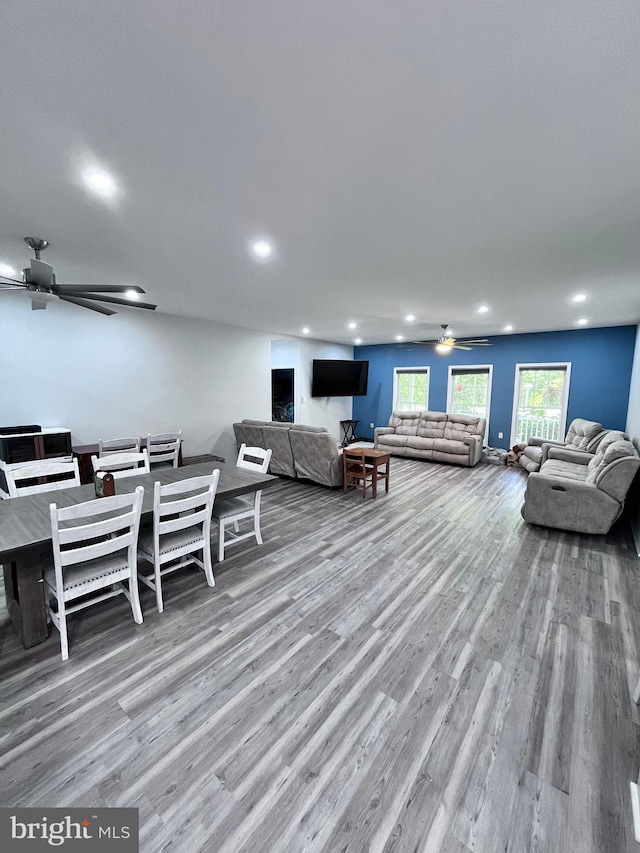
[1,1,639,345]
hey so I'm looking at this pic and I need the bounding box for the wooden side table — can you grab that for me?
[342,447,390,498]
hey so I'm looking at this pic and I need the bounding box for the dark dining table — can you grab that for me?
[0,460,278,649]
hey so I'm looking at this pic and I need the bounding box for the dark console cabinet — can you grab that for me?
[0,426,72,464]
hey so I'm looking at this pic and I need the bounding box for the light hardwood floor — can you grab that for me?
[1,458,639,852]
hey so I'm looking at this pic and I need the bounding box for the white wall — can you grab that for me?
[1,293,273,462]
[1,295,356,459]
[269,337,353,438]
[626,323,640,554]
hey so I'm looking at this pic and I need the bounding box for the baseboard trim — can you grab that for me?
[630,781,640,842]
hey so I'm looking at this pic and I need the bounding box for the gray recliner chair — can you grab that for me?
[519,418,603,473]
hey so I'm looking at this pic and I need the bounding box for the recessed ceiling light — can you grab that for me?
[302,327,310,335]
[250,239,274,261]
[347,321,357,330]
[0,262,17,278]
[395,335,404,341]
[405,314,415,323]
[576,318,588,326]
[571,293,587,303]
[125,289,140,301]
[355,338,362,345]
[81,165,119,199]
[503,324,513,332]
[477,304,489,314]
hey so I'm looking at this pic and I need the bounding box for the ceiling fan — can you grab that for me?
[412,324,493,353]
[0,237,157,315]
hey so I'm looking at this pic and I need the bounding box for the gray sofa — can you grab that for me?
[519,418,605,473]
[233,420,343,487]
[374,411,486,467]
[521,432,640,533]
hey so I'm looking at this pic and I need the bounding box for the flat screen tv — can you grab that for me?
[311,359,369,397]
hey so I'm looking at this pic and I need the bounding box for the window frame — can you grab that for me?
[392,366,430,412]
[510,362,572,447]
[446,364,493,438]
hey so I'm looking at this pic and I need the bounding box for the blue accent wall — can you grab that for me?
[353,325,637,448]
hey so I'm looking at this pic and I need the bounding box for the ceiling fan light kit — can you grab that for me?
[0,238,157,316]
[408,323,493,353]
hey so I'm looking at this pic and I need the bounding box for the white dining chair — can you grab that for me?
[137,470,220,612]
[0,458,81,498]
[91,449,150,479]
[212,444,272,562]
[146,430,182,468]
[98,437,141,455]
[45,486,145,661]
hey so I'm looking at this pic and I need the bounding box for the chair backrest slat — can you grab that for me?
[0,459,80,498]
[58,508,140,545]
[236,444,272,474]
[98,437,141,455]
[50,487,144,572]
[91,450,150,479]
[147,430,182,467]
[152,470,219,538]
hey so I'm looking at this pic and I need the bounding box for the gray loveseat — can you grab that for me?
[233,420,343,487]
[521,432,640,534]
[374,411,486,467]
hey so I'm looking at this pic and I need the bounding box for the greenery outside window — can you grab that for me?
[447,365,492,435]
[511,363,571,446]
[393,367,430,412]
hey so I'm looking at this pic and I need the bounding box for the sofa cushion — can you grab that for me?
[443,414,484,441]
[389,412,421,435]
[262,425,295,477]
[417,411,446,438]
[564,418,602,449]
[406,436,435,451]
[433,437,468,456]
[541,459,589,482]
[289,424,330,434]
[377,433,409,448]
[585,436,633,482]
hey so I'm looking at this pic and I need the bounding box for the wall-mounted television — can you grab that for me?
[311,359,369,397]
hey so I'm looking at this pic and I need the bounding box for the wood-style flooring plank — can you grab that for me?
[1,456,638,853]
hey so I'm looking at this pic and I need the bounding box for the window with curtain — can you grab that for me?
[393,367,430,412]
[511,363,571,445]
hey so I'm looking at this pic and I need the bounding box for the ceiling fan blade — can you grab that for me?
[58,295,116,316]
[461,342,493,346]
[453,345,473,351]
[0,276,25,285]
[52,284,146,294]
[53,290,156,310]
[458,339,490,344]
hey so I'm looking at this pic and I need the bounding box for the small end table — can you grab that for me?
[340,419,359,447]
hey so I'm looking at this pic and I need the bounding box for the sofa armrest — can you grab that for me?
[545,446,591,465]
[375,427,394,437]
[528,436,567,449]
[462,434,483,465]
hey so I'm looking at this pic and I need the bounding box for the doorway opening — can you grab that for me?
[272,368,294,422]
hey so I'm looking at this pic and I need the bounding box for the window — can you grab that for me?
[393,367,430,412]
[511,363,571,446]
[447,365,493,434]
